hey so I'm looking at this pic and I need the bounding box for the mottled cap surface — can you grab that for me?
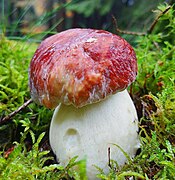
[29,28,137,108]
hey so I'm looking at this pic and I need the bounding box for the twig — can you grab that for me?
[108,147,112,168]
[112,5,171,36]
[0,98,33,124]
[147,5,171,34]
[112,15,146,36]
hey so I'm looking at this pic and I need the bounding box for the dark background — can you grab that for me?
[0,0,173,41]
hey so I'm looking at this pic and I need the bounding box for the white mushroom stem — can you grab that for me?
[49,90,140,179]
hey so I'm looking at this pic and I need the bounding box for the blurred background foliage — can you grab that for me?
[0,0,173,42]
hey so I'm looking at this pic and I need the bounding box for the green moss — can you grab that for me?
[0,37,37,112]
[0,132,86,180]
[133,4,175,96]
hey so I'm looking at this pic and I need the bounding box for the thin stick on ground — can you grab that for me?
[0,98,33,124]
[147,5,171,34]
[112,15,146,36]
[112,5,171,36]
[108,147,112,168]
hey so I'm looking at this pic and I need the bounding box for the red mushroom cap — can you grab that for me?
[29,28,137,108]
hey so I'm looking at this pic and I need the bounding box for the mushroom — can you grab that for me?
[29,28,140,178]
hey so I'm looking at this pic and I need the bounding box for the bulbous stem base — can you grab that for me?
[49,90,140,179]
